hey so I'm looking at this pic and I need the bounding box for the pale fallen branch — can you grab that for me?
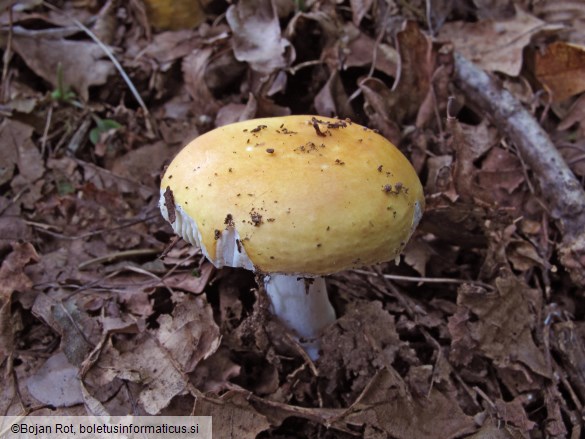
[453,53,585,285]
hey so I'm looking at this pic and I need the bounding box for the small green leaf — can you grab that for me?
[57,180,75,195]
[89,118,122,145]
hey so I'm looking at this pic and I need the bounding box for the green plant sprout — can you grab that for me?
[89,116,122,145]
[50,63,76,102]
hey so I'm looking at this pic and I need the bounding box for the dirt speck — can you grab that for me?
[250,210,263,226]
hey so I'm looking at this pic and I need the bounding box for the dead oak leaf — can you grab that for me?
[533,41,585,102]
[0,241,39,299]
[26,351,84,408]
[11,31,114,101]
[438,6,560,76]
[337,368,475,439]
[154,294,221,373]
[0,118,43,187]
[0,242,38,364]
[450,276,551,378]
[88,335,188,415]
[194,390,270,438]
[319,301,401,404]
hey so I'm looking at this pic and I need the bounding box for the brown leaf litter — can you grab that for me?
[2,0,585,437]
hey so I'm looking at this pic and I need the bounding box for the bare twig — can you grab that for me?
[352,268,494,290]
[453,53,585,285]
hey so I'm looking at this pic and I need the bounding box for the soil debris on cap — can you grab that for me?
[250,210,263,226]
[311,117,327,137]
[164,186,176,224]
[224,213,235,227]
[326,120,347,129]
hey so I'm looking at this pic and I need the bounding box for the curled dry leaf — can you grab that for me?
[402,238,434,276]
[226,0,293,74]
[349,0,373,26]
[314,70,356,120]
[182,47,221,117]
[390,21,433,119]
[359,77,401,143]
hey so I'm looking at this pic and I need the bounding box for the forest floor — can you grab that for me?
[2,0,585,437]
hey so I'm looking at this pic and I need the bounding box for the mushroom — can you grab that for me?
[159,115,424,359]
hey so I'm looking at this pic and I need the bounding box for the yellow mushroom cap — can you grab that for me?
[160,115,424,276]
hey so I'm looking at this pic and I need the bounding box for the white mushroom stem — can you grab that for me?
[263,274,336,360]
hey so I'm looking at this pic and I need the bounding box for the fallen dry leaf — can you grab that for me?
[0,241,38,299]
[439,6,555,76]
[0,242,38,365]
[349,0,373,26]
[494,397,537,433]
[154,293,221,373]
[319,301,401,404]
[0,119,43,188]
[88,335,187,415]
[314,70,356,119]
[194,390,271,438]
[182,47,221,117]
[449,276,550,378]
[32,293,98,367]
[533,41,585,102]
[465,420,526,438]
[143,29,202,65]
[26,351,84,407]
[402,238,434,276]
[11,30,114,101]
[226,0,293,74]
[558,92,585,137]
[337,368,475,439]
[340,23,397,76]
[0,214,31,254]
[385,20,433,124]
